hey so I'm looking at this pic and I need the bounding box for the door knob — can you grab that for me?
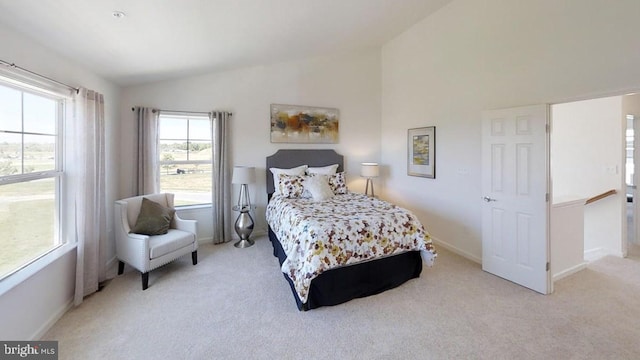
[483,196,497,202]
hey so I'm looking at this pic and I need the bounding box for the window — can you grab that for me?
[158,113,212,206]
[0,81,65,280]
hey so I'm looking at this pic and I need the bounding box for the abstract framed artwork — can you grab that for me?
[407,126,436,178]
[270,104,339,143]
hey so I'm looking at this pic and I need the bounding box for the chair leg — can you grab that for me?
[141,272,149,290]
[192,251,198,265]
[118,261,125,275]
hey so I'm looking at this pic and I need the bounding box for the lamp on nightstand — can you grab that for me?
[232,166,256,248]
[361,162,379,197]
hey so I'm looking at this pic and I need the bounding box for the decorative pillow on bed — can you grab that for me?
[130,197,175,235]
[303,175,334,202]
[306,164,339,176]
[328,172,348,194]
[270,165,308,195]
[278,174,307,198]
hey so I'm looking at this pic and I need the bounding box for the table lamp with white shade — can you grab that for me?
[361,162,379,197]
[232,166,256,248]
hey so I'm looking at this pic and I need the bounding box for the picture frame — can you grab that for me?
[270,104,339,143]
[407,126,436,178]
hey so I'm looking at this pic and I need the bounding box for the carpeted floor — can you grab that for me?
[43,237,640,359]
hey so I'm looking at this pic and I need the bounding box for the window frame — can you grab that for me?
[0,78,67,282]
[158,112,212,207]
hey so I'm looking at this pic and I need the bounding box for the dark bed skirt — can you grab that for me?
[268,226,423,311]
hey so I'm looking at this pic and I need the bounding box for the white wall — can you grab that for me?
[120,51,382,236]
[552,96,623,200]
[551,96,624,259]
[381,0,640,262]
[0,23,121,339]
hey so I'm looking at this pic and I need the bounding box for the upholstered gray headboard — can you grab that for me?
[266,149,344,196]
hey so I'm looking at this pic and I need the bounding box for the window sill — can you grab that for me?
[175,203,212,211]
[0,242,77,297]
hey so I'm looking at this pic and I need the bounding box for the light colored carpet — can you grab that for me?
[43,237,640,359]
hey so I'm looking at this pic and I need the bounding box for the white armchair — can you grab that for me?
[114,193,198,290]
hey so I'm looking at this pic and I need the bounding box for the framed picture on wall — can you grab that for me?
[407,126,436,178]
[270,104,339,143]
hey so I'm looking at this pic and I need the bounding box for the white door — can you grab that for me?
[481,104,551,294]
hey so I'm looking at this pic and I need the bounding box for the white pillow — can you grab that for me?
[303,175,334,202]
[270,165,308,194]
[306,164,339,175]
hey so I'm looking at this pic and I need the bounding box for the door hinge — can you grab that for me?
[546,262,550,271]
[546,124,550,133]
[546,193,549,202]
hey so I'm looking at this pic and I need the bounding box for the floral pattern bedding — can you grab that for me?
[266,192,437,303]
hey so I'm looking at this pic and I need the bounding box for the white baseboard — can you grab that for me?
[253,229,267,238]
[583,247,626,262]
[32,299,73,340]
[197,237,214,244]
[431,237,482,264]
[229,229,267,241]
[106,256,119,279]
[198,229,266,244]
[106,256,117,268]
[609,249,625,258]
[552,262,588,282]
[584,248,607,262]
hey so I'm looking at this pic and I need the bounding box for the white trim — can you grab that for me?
[584,247,609,262]
[175,205,213,216]
[552,262,588,282]
[175,203,212,211]
[0,243,76,297]
[105,256,119,278]
[584,247,626,262]
[0,170,61,186]
[159,111,209,119]
[430,237,482,264]
[252,229,267,238]
[230,229,267,241]
[198,237,214,244]
[159,160,211,165]
[31,298,73,340]
[0,70,74,99]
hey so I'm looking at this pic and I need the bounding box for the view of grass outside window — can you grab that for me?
[159,113,212,206]
[0,82,63,280]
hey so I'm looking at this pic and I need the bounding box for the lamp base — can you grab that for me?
[364,178,375,197]
[234,239,255,248]
[234,210,254,248]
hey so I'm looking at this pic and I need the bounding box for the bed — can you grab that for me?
[265,149,436,311]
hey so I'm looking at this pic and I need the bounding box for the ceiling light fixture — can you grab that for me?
[112,11,126,19]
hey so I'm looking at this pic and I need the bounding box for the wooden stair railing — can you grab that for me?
[585,189,617,205]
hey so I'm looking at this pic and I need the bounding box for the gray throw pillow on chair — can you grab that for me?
[130,197,175,235]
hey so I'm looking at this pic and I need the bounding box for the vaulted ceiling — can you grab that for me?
[0,0,452,86]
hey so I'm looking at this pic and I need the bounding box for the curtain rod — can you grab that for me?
[0,59,80,94]
[131,107,232,116]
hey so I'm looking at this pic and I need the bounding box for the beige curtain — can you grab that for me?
[74,88,107,305]
[134,107,160,195]
[211,111,232,244]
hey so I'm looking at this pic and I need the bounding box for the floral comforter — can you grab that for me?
[266,192,437,303]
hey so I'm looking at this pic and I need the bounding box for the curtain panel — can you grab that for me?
[134,107,160,195]
[73,88,107,305]
[211,111,232,244]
